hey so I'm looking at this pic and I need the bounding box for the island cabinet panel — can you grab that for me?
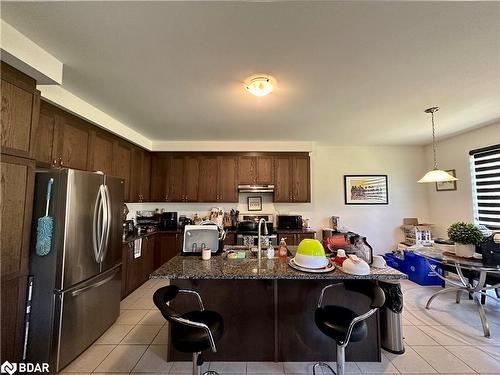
[218,155,238,202]
[277,280,380,362]
[274,154,310,203]
[0,62,40,158]
[198,156,219,202]
[170,279,276,362]
[88,130,114,174]
[130,147,151,202]
[154,232,182,269]
[112,141,132,202]
[52,112,90,170]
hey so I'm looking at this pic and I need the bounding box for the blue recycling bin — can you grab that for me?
[404,251,442,286]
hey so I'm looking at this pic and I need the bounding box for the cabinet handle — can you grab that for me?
[165,195,168,201]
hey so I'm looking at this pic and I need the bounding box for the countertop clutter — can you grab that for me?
[151,247,406,280]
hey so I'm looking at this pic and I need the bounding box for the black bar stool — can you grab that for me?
[153,285,224,375]
[313,281,386,375]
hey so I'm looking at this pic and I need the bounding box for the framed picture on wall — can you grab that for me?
[344,175,389,205]
[247,196,263,211]
[435,169,457,191]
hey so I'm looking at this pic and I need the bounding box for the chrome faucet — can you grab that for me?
[257,218,268,262]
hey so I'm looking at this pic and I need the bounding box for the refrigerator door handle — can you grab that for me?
[92,186,103,262]
[99,184,112,263]
[70,267,120,297]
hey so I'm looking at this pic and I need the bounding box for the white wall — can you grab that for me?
[425,121,500,237]
[128,145,430,254]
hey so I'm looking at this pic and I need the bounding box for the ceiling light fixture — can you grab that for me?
[418,107,458,183]
[245,75,276,97]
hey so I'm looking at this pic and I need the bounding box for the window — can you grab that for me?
[470,144,500,230]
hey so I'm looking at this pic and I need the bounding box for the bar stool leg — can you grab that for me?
[193,352,201,375]
[336,344,345,375]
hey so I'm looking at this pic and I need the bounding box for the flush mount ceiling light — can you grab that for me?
[418,107,458,183]
[245,75,276,97]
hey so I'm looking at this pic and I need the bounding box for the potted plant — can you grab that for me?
[447,222,485,257]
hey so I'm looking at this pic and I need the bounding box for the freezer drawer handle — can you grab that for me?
[70,268,119,297]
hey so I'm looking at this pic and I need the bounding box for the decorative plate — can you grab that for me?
[288,258,335,273]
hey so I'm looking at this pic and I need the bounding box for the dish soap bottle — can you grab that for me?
[267,245,275,259]
[278,238,288,259]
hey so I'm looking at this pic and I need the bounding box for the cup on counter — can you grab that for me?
[202,248,212,260]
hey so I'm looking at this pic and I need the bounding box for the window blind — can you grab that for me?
[470,144,500,230]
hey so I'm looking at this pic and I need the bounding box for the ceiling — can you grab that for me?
[2,1,499,146]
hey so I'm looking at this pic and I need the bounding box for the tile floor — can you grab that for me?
[60,279,500,375]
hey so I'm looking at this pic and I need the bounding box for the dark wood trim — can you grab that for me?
[1,61,36,92]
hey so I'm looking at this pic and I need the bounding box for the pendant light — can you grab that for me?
[418,107,458,183]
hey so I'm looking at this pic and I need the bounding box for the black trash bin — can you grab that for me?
[379,281,405,354]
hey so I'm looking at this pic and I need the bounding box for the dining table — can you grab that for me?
[411,247,500,338]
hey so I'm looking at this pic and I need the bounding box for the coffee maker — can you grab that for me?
[159,212,178,231]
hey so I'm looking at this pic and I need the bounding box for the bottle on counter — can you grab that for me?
[278,238,288,259]
[267,245,275,259]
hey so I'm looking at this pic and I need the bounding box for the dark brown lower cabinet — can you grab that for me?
[154,232,182,270]
[122,235,156,298]
[1,275,28,362]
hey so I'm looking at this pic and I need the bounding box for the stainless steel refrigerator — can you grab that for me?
[27,169,124,372]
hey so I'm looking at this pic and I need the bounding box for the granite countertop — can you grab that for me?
[150,247,407,281]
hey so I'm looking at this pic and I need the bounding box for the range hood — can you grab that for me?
[237,184,275,193]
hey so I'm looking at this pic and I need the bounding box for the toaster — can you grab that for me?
[183,225,220,254]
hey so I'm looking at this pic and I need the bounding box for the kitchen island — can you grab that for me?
[150,248,406,362]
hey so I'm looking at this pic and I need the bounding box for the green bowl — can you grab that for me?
[296,239,325,256]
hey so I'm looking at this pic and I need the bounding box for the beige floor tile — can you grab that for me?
[94,344,148,373]
[383,347,436,373]
[61,344,115,373]
[210,362,247,373]
[127,296,156,310]
[138,310,167,325]
[445,346,500,373]
[355,353,399,373]
[152,325,169,345]
[120,294,140,309]
[416,325,470,346]
[122,324,162,344]
[93,373,130,375]
[170,361,210,373]
[95,324,135,344]
[131,344,172,373]
[478,345,500,358]
[246,362,285,374]
[283,362,317,374]
[316,362,361,374]
[403,326,439,346]
[116,309,149,325]
[411,346,474,373]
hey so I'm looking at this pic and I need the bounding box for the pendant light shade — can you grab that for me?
[418,168,457,183]
[418,107,458,183]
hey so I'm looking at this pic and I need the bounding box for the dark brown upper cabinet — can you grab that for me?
[150,153,169,202]
[238,155,274,185]
[52,111,90,170]
[112,141,132,202]
[218,155,238,202]
[1,62,40,159]
[274,154,310,203]
[88,129,114,174]
[198,155,219,202]
[32,101,55,165]
[130,146,151,202]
